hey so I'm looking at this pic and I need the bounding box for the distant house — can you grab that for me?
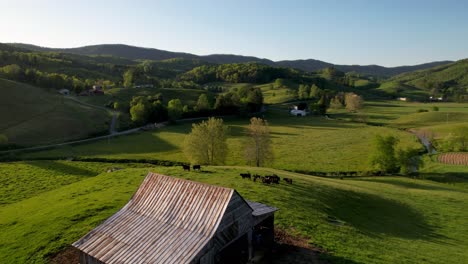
[290,104,308,116]
[397,97,407,101]
[429,96,444,102]
[73,173,278,264]
[92,85,102,91]
[290,109,307,116]
[58,89,70,96]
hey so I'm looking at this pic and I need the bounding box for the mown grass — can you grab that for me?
[330,100,468,126]
[0,161,466,264]
[0,78,109,146]
[22,109,421,172]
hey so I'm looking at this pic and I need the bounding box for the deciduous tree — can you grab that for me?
[244,117,273,167]
[196,94,210,111]
[369,135,399,173]
[345,93,364,112]
[167,99,183,121]
[183,118,228,165]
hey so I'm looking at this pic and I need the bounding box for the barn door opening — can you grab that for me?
[216,233,249,264]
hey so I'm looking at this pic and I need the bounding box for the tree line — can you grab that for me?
[179,63,302,84]
[126,85,264,126]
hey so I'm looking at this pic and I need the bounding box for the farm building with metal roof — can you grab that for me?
[73,172,277,264]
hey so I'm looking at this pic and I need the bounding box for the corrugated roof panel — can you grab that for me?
[73,173,233,264]
[246,200,278,216]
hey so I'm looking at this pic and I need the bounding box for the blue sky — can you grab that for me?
[1,0,467,66]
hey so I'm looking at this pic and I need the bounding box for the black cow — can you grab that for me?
[240,173,251,179]
[283,178,293,184]
[182,165,190,171]
[261,176,272,184]
[193,165,201,171]
[265,174,280,184]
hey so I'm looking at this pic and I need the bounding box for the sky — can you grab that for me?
[0,0,467,66]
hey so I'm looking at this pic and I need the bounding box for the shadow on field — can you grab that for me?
[283,182,441,240]
[356,178,463,192]
[27,160,97,177]
[419,173,468,185]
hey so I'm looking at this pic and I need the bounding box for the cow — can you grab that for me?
[253,174,261,182]
[261,176,272,184]
[240,173,251,179]
[182,165,190,171]
[265,174,280,184]
[193,165,201,171]
[283,178,293,184]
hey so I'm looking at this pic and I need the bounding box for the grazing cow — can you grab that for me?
[265,174,280,184]
[240,173,251,179]
[182,165,190,171]
[253,174,261,182]
[283,178,293,184]
[193,165,201,171]
[261,176,272,184]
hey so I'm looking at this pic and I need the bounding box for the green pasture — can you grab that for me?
[329,101,468,126]
[21,109,422,172]
[0,161,466,264]
[0,79,109,146]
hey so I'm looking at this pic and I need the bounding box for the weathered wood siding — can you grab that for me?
[214,191,254,251]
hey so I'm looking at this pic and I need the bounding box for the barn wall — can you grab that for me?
[214,191,253,250]
[193,191,254,263]
[79,252,105,264]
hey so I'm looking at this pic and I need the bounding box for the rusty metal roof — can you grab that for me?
[73,172,234,264]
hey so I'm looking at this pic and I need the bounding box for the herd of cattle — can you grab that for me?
[240,172,293,185]
[181,165,293,184]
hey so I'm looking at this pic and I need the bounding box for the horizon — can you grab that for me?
[6,41,460,67]
[1,0,468,67]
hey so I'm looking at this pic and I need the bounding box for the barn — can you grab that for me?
[73,172,277,264]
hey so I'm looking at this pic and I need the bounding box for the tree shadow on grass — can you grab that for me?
[27,160,98,177]
[45,132,180,158]
[354,177,465,192]
[419,173,468,185]
[283,182,444,241]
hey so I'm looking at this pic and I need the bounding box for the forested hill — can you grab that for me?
[379,59,468,101]
[8,43,452,77]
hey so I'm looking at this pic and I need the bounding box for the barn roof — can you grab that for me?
[73,173,234,264]
[247,200,278,216]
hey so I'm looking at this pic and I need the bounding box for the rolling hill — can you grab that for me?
[8,43,452,77]
[0,161,466,264]
[0,79,110,147]
[378,59,468,100]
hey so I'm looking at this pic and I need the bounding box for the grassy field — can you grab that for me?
[329,101,468,126]
[0,79,110,146]
[21,108,422,172]
[0,161,466,264]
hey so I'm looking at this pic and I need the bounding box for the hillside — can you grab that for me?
[0,79,109,147]
[0,161,466,264]
[378,59,468,100]
[8,43,452,77]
